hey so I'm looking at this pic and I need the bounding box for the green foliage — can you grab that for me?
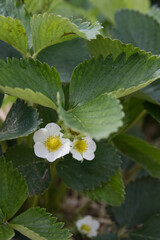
[5,145,51,196]
[95,234,118,240]
[84,170,125,206]
[10,207,71,240]
[59,94,124,140]
[148,5,160,23]
[142,80,160,104]
[0,58,64,110]
[113,9,160,55]
[0,224,15,240]
[0,93,4,107]
[144,101,160,123]
[0,100,42,141]
[113,134,160,178]
[31,13,102,58]
[113,177,160,228]
[38,38,90,83]
[0,156,28,220]
[56,142,121,190]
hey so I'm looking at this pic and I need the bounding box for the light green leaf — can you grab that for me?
[69,53,160,106]
[87,35,145,60]
[56,142,121,190]
[0,223,15,240]
[31,13,102,57]
[5,145,51,196]
[148,5,160,23]
[89,0,150,23]
[0,15,28,57]
[83,170,125,206]
[130,215,160,240]
[0,156,28,220]
[113,134,160,178]
[59,94,124,140]
[113,177,160,227]
[144,101,160,123]
[0,100,42,141]
[0,58,64,110]
[10,207,71,240]
[113,9,160,55]
[37,38,90,83]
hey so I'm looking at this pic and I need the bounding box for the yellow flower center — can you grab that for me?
[81,224,91,233]
[44,135,62,152]
[74,139,88,154]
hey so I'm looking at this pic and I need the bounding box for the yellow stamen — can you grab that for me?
[81,224,91,233]
[44,135,62,152]
[74,139,88,154]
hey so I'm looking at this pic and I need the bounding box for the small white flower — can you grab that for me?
[76,215,100,238]
[33,123,70,162]
[70,136,96,161]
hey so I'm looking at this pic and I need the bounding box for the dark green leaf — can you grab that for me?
[0,156,28,220]
[0,223,15,240]
[84,170,125,206]
[12,231,30,240]
[113,134,160,178]
[113,9,160,54]
[130,214,160,240]
[0,41,21,61]
[0,100,42,141]
[144,101,160,123]
[59,93,124,140]
[0,93,4,108]
[113,177,160,227]
[0,58,64,109]
[95,233,118,240]
[37,105,58,128]
[5,145,51,196]
[56,142,121,190]
[142,79,160,104]
[10,207,71,240]
[38,38,90,83]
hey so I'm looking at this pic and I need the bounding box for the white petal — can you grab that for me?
[34,142,48,158]
[83,151,95,161]
[33,128,48,143]
[88,230,98,237]
[71,149,83,161]
[45,123,61,136]
[88,140,96,152]
[61,139,71,156]
[46,150,62,162]
[90,220,100,230]
[83,136,93,143]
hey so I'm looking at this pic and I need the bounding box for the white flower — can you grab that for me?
[70,136,96,161]
[33,123,70,162]
[76,215,100,238]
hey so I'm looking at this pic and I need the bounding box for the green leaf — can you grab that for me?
[10,207,71,240]
[0,15,28,57]
[130,215,160,240]
[0,223,15,240]
[0,156,28,220]
[95,234,118,240]
[83,170,125,206]
[148,5,160,23]
[69,53,160,106]
[141,79,160,105]
[56,142,121,190]
[87,35,144,60]
[113,134,160,178]
[37,38,90,83]
[12,231,30,240]
[89,0,150,23]
[59,93,124,140]
[0,58,64,110]
[0,41,21,61]
[113,9,160,55]
[5,145,51,196]
[0,100,42,141]
[37,105,58,128]
[31,14,102,57]
[113,177,160,227]
[144,101,160,123]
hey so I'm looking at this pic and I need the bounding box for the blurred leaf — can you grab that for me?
[113,177,160,227]
[31,14,102,57]
[56,142,121,190]
[113,134,160,178]
[0,15,28,57]
[59,94,124,140]
[0,156,28,220]
[0,223,15,240]
[38,38,90,83]
[0,100,41,141]
[144,101,160,123]
[130,214,160,240]
[113,9,160,55]
[5,145,51,196]
[95,234,118,240]
[142,79,160,104]
[0,93,4,108]
[148,5,160,23]
[37,105,58,128]
[0,58,64,109]
[84,170,125,206]
[10,207,71,240]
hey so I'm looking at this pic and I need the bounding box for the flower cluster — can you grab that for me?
[33,123,96,162]
[76,215,100,237]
